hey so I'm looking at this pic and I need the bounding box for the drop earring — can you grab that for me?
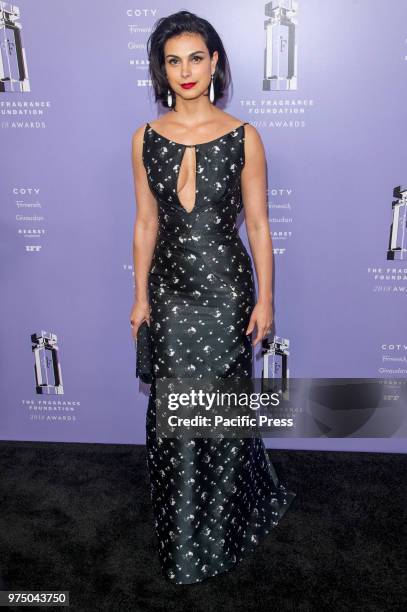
[209,73,215,104]
[167,88,173,108]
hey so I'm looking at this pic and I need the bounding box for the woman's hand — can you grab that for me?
[129,299,151,340]
[245,299,273,347]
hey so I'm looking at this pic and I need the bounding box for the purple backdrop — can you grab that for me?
[1,0,406,452]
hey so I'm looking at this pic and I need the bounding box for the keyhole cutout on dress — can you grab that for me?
[176,146,197,214]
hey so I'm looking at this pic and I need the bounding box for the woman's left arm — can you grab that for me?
[241,124,273,347]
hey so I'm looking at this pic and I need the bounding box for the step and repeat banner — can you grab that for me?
[1,1,406,452]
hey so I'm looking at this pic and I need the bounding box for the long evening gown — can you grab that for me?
[142,120,296,584]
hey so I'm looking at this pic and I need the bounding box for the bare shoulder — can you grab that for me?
[221,111,262,141]
[131,122,150,164]
[243,123,264,156]
[214,110,245,130]
[243,122,261,140]
[132,122,148,147]
[148,116,169,129]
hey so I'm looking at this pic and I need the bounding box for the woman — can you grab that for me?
[130,10,296,584]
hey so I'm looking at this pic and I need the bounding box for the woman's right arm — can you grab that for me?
[129,125,159,339]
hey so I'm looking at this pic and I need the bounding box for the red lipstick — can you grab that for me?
[181,82,197,89]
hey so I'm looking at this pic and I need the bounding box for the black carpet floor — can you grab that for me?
[0,441,405,612]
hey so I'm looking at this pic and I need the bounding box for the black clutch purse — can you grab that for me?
[135,320,153,384]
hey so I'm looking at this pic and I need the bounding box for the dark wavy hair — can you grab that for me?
[146,10,232,110]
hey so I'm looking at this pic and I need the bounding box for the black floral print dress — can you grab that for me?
[142,121,296,584]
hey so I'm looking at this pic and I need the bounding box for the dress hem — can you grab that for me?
[162,489,297,586]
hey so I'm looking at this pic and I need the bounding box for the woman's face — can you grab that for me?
[163,32,218,101]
